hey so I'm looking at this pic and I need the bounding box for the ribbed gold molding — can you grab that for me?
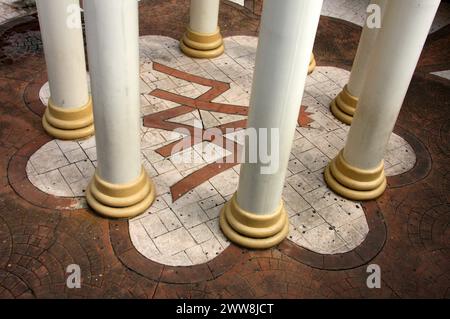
[330,85,358,125]
[220,194,289,249]
[42,96,94,140]
[308,53,317,75]
[180,27,224,59]
[324,150,387,201]
[86,167,156,219]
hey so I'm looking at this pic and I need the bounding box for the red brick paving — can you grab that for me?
[0,1,448,298]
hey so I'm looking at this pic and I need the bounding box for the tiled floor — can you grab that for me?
[322,0,370,27]
[229,0,245,6]
[29,35,416,266]
[432,70,450,80]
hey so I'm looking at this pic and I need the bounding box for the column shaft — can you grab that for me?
[190,0,220,34]
[220,0,323,249]
[331,0,387,125]
[84,0,155,218]
[347,0,387,97]
[180,0,224,58]
[325,0,441,200]
[37,0,93,140]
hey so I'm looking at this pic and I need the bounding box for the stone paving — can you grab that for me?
[321,0,450,33]
[0,0,448,298]
[432,70,450,80]
[29,35,416,266]
[0,0,35,24]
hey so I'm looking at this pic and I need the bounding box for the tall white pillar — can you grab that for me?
[84,0,155,218]
[36,0,93,140]
[220,0,323,249]
[331,0,387,125]
[180,0,224,59]
[325,0,441,200]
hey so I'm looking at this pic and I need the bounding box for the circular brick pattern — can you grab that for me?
[0,269,34,298]
[0,215,12,269]
[405,203,450,251]
[388,126,432,188]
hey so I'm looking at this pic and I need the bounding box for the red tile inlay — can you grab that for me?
[298,105,314,128]
[144,62,248,201]
[144,62,313,201]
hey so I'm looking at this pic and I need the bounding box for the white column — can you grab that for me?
[36,0,93,140]
[220,0,323,249]
[325,0,441,200]
[331,0,387,125]
[190,0,220,34]
[180,0,224,58]
[84,0,155,218]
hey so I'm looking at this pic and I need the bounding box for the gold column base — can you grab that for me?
[86,167,156,219]
[42,96,94,140]
[330,85,358,125]
[180,27,224,59]
[308,53,317,75]
[220,194,289,249]
[324,150,387,201]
